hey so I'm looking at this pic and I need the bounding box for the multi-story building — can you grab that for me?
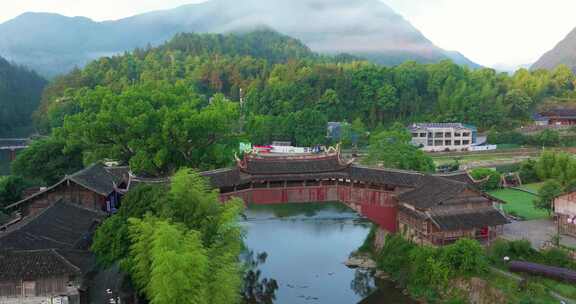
[409,123,477,152]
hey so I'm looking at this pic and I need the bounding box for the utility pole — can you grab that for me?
[239,88,245,134]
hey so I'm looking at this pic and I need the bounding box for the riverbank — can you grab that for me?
[362,233,576,304]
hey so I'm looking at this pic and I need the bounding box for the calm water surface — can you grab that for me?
[241,202,415,304]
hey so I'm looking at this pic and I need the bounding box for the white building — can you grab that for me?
[409,123,477,152]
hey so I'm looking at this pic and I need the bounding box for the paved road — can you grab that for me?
[503,219,576,249]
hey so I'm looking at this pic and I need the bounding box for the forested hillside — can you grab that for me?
[32,30,576,177]
[0,0,478,76]
[0,56,46,137]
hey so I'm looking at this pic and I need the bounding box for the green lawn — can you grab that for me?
[518,182,544,193]
[489,188,549,220]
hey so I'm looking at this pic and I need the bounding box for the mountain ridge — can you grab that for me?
[0,0,480,76]
[532,26,576,71]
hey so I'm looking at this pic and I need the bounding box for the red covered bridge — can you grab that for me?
[201,151,508,241]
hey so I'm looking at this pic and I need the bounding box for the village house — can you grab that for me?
[539,107,576,125]
[409,123,477,152]
[554,191,576,237]
[394,175,508,246]
[0,200,103,304]
[5,163,129,217]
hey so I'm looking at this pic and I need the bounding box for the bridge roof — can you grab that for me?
[349,165,423,187]
[239,153,350,175]
[0,138,29,149]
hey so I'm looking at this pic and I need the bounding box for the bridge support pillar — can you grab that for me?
[8,149,17,161]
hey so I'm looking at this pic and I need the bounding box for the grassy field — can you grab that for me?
[517,182,544,194]
[488,187,549,220]
[429,148,541,169]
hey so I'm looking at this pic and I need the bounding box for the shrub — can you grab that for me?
[487,130,526,145]
[518,159,540,184]
[408,246,449,300]
[377,234,415,283]
[441,239,489,276]
[487,240,538,265]
[528,129,560,147]
[470,168,501,191]
[539,248,573,269]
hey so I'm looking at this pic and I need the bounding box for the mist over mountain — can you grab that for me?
[532,26,576,72]
[0,0,479,76]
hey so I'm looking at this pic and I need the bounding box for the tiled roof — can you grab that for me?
[104,166,130,185]
[0,138,29,149]
[0,249,94,280]
[430,208,509,230]
[68,163,120,196]
[396,175,474,209]
[241,154,349,175]
[433,171,476,185]
[410,123,468,129]
[201,168,245,188]
[127,175,171,190]
[349,165,423,187]
[0,200,104,251]
[540,108,576,118]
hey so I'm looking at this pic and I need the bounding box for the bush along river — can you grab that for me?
[240,202,415,304]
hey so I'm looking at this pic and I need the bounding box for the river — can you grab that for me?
[241,202,415,304]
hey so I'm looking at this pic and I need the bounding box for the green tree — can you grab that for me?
[440,239,488,276]
[129,216,210,304]
[57,86,240,176]
[92,169,244,304]
[0,176,29,208]
[92,184,166,267]
[534,179,563,215]
[503,89,533,122]
[11,137,83,185]
[363,123,435,172]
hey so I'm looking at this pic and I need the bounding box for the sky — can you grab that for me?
[1,0,575,70]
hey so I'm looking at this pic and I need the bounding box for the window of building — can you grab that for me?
[420,133,427,137]
[463,140,470,145]
[445,140,452,146]
[434,140,443,146]
[411,133,418,138]
[427,140,433,146]
[445,132,452,137]
[454,132,461,137]
[463,132,470,137]
[428,132,433,137]
[454,140,461,146]
[434,132,444,138]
